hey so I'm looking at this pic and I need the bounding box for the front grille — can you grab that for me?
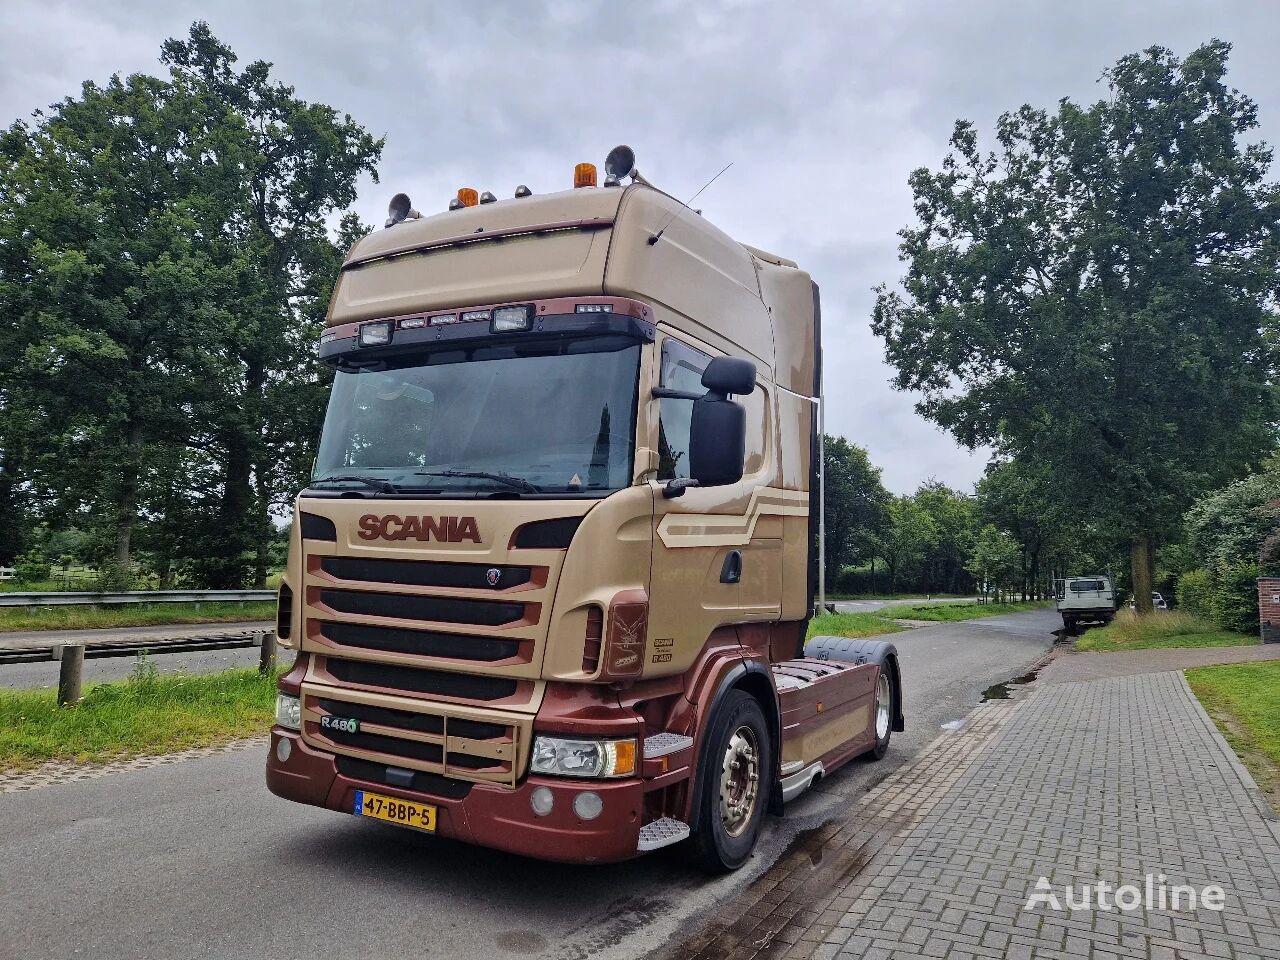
[327,658,519,701]
[319,620,521,663]
[320,588,524,626]
[317,697,506,740]
[321,556,531,591]
[337,757,474,800]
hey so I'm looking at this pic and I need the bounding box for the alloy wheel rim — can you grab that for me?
[719,725,760,838]
[875,673,891,741]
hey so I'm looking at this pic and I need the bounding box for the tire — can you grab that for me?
[1062,617,1076,635]
[689,690,774,873]
[865,668,894,760]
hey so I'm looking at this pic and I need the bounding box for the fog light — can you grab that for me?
[573,791,603,821]
[530,786,555,817]
[275,736,292,763]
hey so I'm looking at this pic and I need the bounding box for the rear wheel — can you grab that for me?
[690,690,773,873]
[866,669,894,760]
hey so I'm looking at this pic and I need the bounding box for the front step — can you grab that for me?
[636,817,690,852]
[643,732,694,758]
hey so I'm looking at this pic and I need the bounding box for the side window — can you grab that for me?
[657,338,709,481]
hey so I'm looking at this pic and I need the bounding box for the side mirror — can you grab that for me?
[688,393,746,487]
[701,357,756,397]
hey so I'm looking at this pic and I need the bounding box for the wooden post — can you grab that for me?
[259,630,277,674]
[58,644,85,706]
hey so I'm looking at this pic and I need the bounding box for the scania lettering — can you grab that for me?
[266,147,905,870]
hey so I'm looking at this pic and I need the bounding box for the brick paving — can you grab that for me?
[662,667,1280,960]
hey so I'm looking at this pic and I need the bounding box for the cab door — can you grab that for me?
[645,332,782,675]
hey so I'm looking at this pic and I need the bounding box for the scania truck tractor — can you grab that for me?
[266,147,905,870]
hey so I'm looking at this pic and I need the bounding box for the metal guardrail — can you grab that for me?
[0,589,275,608]
[0,629,280,703]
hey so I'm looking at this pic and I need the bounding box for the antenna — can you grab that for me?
[648,162,733,246]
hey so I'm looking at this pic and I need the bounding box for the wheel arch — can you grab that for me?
[690,660,781,828]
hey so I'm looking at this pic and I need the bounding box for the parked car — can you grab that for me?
[1129,591,1168,611]
[1055,576,1117,634]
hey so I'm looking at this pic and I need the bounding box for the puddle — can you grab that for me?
[981,669,1040,702]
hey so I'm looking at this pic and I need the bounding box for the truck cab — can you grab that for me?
[1055,575,1117,634]
[265,150,903,870]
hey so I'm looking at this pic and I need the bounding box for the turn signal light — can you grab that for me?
[611,741,637,778]
[574,163,597,188]
[457,187,479,207]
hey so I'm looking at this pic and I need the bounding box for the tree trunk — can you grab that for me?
[114,421,144,571]
[1131,535,1154,614]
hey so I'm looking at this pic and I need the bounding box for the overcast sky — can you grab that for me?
[2,1,1276,493]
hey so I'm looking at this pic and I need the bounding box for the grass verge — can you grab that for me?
[1075,610,1255,652]
[876,600,1051,622]
[1187,660,1280,810]
[0,600,276,634]
[0,663,278,773]
[806,611,909,641]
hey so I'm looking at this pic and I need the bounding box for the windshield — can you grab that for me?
[314,336,641,495]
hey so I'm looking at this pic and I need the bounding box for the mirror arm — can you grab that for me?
[662,478,700,499]
[651,387,703,401]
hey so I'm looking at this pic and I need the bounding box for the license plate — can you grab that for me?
[353,790,437,832]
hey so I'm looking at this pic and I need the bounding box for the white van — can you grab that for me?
[1055,576,1117,634]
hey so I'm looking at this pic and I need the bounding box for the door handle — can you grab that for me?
[720,550,743,584]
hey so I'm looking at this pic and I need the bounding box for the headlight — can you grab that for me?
[530,735,637,779]
[275,693,301,731]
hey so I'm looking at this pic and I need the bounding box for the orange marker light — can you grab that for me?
[574,163,597,188]
[457,187,479,207]
[613,739,637,777]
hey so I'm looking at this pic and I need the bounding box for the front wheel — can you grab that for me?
[689,690,774,873]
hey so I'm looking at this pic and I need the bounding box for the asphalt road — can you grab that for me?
[0,608,1059,960]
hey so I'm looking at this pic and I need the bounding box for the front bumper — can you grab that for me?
[266,728,646,863]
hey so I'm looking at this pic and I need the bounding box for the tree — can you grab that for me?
[872,41,1280,614]
[966,524,1021,601]
[877,496,937,592]
[159,25,382,587]
[913,480,978,594]
[822,435,890,584]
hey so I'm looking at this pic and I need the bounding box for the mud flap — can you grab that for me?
[802,635,905,732]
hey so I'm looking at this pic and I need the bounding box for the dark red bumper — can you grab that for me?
[265,729,645,863]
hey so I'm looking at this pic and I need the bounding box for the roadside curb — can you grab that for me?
[1176,671,1280,837]
[0,736,267,794]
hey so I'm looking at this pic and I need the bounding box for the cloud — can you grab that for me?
[2,0,1275,493]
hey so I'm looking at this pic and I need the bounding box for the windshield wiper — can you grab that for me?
[310,475,399,494]
[412,470,541,494]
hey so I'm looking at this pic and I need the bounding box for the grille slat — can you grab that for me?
[319,620,522,663]
[320,556,532,591]
[320,588,524,627]
[327,658,519,701]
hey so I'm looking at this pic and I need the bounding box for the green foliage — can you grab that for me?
[966,524,1021,597]
[878,495,937,591]
[805,612,908,641]
[1184,457,1280,571]
[0,600,275,634]
[0,22,380,588]
[872,41,1280,611]
[13,550,51,585]
[1210,562,1261,636]
[0,667,279,771]
[1175,568,1213,616]
[94,564,135,593]
[1187,661,1280,800]
[822,435,890,583]
[1077,609,1253,651]
[876,600,1047,621]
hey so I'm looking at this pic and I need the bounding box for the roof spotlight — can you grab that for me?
[514,185,532,198]
[448,198,464,211]
[385,193,421,228]
[604,144,651,187]
[479,191,497,204]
